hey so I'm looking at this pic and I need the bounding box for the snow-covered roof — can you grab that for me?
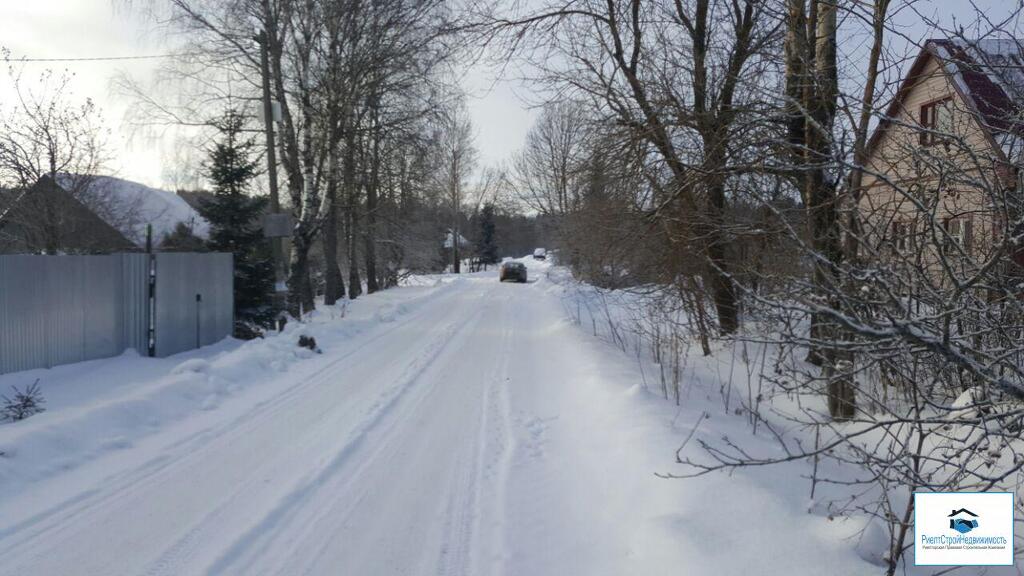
[58,175,209,248]
[867,38,1024,163]
[927,39,1024,159]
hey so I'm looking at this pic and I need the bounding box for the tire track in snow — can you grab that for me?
[435,292,515,576]
[196,285,494,576]
[215,280,510,576]
[285,286,502,576]
[481,297,516,576]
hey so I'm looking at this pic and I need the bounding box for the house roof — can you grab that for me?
[867,38,1024,164]
[0,177,138,254]
[57,175,210,248]
[948,508,979,517]
[0,175,212,254]
[932,39,1024,157]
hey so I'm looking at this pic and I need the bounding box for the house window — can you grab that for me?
[920,97,953,146]
[944,216,973,253]
[892,220,913,252]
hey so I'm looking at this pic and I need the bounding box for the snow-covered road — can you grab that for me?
[0,264,673,575]
[0,262,877,576]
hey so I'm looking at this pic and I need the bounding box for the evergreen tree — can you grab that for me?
[199,110,277,334]
[478,203,499,265]
[159,221,208,252]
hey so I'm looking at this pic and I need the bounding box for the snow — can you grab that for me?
[59,175,209,247]
[0,258,984,575]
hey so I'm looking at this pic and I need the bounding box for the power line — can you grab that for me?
[9,54,195,63]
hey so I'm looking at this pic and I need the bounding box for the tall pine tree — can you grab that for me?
[200,110,277,335]
[478,203,499,265]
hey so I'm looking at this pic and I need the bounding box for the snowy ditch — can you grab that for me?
[550,268,1024,573]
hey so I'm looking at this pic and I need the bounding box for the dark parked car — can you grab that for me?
[499,261,527,283]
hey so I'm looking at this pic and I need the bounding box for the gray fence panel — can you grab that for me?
[153,252,233,358]
[44,256,86,369]
[1,256,47,374]
[118,253,151,355]
[0,255,130,374]
[0,253,231,374]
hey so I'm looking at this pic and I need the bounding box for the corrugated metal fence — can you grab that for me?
[0,253,233,375]
[153,253,234,357]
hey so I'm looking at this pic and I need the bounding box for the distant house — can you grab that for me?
[0,175,209,254]
[440,228,472,271]
[443,229,470,250]
[859,38,1024,274]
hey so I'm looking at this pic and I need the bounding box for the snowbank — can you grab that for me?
[535,266,876,575]
[545,265,1024,575]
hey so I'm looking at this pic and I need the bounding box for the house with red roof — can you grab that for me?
[858,38,1024,275]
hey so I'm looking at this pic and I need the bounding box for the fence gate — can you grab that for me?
[152,253,234,358]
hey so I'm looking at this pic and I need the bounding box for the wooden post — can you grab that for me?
[256,30,286,294]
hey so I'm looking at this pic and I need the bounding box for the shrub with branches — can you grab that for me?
[2,380,45,423]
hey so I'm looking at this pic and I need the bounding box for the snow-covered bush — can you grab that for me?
[2,380,46,423]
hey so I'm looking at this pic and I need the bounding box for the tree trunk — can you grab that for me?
[452,226,461,273]
[784,0,855,419]
[302,268,315,312]
[282,15,319,319]
[845,0,889,262]
[347,206,362,300]
[344,130,362,300]
[323,146,345,305]
[814,0,855,420]
[364,111,381,294]
[706,234,739,335]
[704,162,739,334]
[286,237,310,318]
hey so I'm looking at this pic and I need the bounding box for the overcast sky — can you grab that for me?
[0,0,536,188]
[1,1,1021,189]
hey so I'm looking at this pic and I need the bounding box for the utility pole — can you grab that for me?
[256,29,286,293]
[451,154,461,274]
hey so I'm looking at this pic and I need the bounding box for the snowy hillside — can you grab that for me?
[60,175,210,247]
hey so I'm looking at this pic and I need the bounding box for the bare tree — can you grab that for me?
[0,59,110,253]
[475,0,778,335]
[124,0,459,314]
[433,95,477,274]
[667,5,1024,573]
[511,101,590,218]
[779,0,856,418]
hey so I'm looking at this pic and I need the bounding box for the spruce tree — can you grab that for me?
[160,221,208,252]
[478,203,499,265]
[200,110,277,334]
